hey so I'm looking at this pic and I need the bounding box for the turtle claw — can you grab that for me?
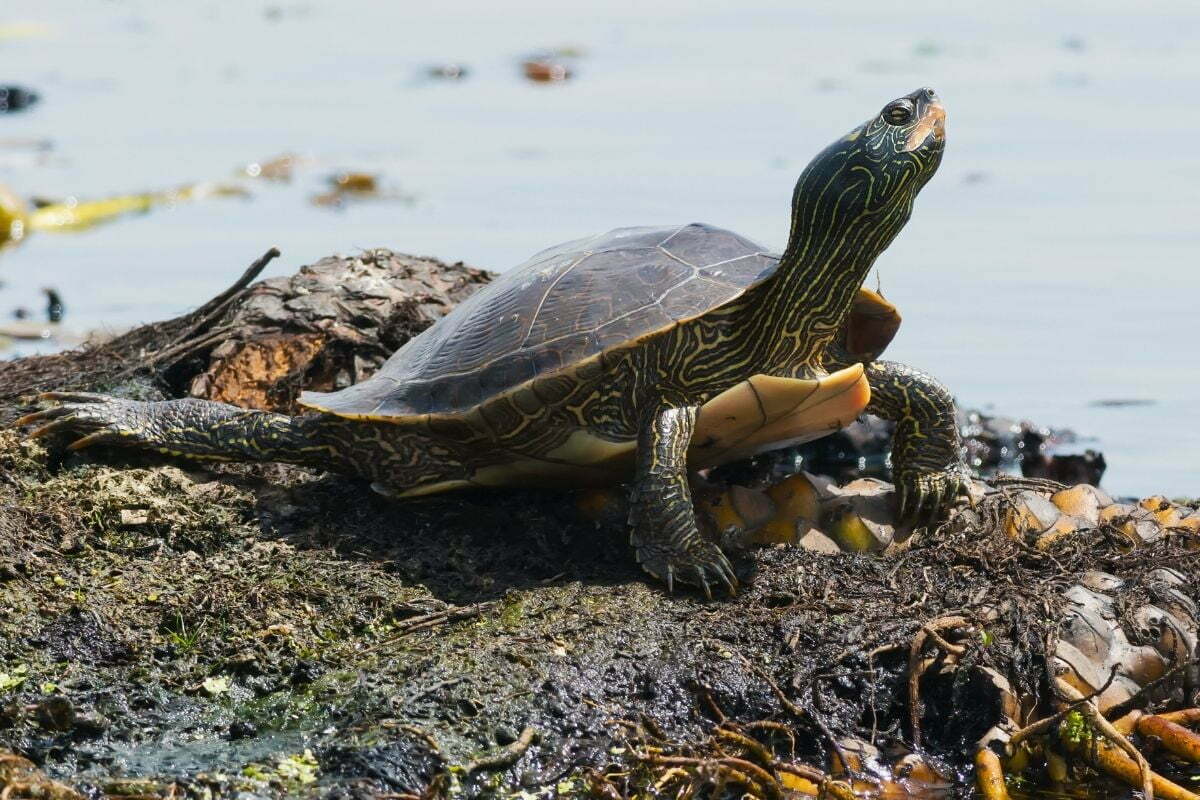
[688,542,738,599]
[634,533,738,599]
[896,465,971,528]
[39,391,115,403]
[16,394,146,451]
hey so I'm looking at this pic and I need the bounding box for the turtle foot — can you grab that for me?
[895,463,971,527]
[634,533,738,599]
[16,393,156,451]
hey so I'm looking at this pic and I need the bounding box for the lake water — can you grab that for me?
[2,0,1198,497]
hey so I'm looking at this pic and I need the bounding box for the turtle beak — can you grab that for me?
[903,91,946,152]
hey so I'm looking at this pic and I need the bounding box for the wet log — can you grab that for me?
[0,247,491,416]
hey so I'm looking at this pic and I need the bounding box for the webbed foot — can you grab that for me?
[16,392,157,451]
[633,526,738,599]
[895,463,972,526]
[16,393,284,463]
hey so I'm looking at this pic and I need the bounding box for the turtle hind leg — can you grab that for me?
[18,393,334,467]
[630,400,738,598]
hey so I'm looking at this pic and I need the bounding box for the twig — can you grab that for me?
[638,755,781,800]
[753,658,851,782]
[908,614,973,750]
[168,247,281,346]
[697,684,728,724]
[145,325,234,367]
[402,677,464,705]
[714,727,775,767]
[463,726,538,775]
[1102,659,1199,722]
[975,747,1011,800]
[741,658,803,717]
[399,724,448,763]
[113,247,281,378]
[1007,665,1118,750]
[365,602,493,652]
[1056,678,1154,800]
[739,721,796,758]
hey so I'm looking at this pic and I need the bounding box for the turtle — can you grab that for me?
[20,87,969,596]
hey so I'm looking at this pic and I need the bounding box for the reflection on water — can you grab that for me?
[1,0,1198,496]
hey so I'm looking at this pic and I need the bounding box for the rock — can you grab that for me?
[1050,484,1104,525]
[796,528,841,554]
[119,508,150,527]
[1004,491,1061,540]
[759,473,822,544]
[1080,571,1124,592]
[72,710,110,736]
[33,696,75,731]
[0,85,39,114]
[1035,513,1090,550]
[728,485,776,531]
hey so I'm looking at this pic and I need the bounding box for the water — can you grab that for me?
[2,0,1198,497]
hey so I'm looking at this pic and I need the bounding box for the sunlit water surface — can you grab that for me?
[2,1,1198,497]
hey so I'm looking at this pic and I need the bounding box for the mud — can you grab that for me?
[0,249,1196,798]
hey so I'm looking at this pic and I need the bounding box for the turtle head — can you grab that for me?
[783,87,946,267]
[865,86,946,159]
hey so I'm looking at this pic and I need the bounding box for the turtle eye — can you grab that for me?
[884,99,915,125]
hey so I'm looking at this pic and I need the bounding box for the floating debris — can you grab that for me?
[426,63,470,81]
[329,172,377,193]
[962,170,989,185]
[1062,35,1087,52]
[0,185,27,248]
[241,152,302,181]
[311,172,414,209]
[0,85,39,114]
[0,321,58,341]
[0,181,248,250]
[1090,398,1156,408]
[519,47,584,84]
[263,4,311,22]
[0,22,51,41]
[522,59,572,83]
[0,287,79,344]
[0,138,54,170]
[44,288,64,322]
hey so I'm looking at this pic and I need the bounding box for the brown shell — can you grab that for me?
[301,224,780,418]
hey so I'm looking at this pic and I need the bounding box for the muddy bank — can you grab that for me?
[0,249,1197,799]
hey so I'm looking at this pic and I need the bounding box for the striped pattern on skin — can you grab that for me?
[861,360,970,521]
[20,89,964,596]
[628,403,736,596]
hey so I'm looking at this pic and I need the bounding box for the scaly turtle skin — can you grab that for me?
[21,88,968,596]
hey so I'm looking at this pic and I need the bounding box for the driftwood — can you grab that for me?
[0,247,491,415]
[0,248,1197,800]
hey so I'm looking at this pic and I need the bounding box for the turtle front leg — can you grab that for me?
[863,361,971,524]
[630,401,737,597]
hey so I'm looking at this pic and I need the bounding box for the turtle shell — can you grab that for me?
[301,223,780,418]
